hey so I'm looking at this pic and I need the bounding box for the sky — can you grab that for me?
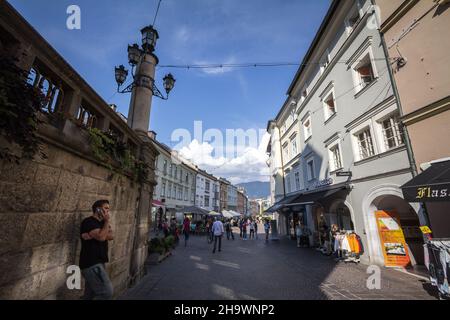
[8,0,331,184]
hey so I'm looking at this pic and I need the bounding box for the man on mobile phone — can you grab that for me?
[79,199,114,300]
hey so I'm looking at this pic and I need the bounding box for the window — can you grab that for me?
[300,86,308,104]
[345,5,361,35]
[286,176,291,193]
[161,180,166,197]
[173,184,177,199]
[356,128,375,160]
[163,160,167,175]
[179,169,183,182]
[184,187,188,201]
[307,159,315,181]
[168,164,172,177]
[322,90,336,121]
[283,143,289,161]
[320,50,330,74]
[329,144,343,171]
[291,135,298,158]
[205,180,210,193]
[380,114,404,150]
[295,172,301,190]
[303,116,312,141]
[168,182,172,199]
[353,52,376,93]
[178,186,182,200]
[185,173,189,183]
[205,196,210,207]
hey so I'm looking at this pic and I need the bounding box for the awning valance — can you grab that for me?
[401,160,450,202]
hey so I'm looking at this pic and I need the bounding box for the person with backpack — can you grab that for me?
[225,219,234,240]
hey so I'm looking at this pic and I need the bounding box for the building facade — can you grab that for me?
[219,178,230,211]
[267,0,426,266]
[151,138,197,223]
[196,168,220,212]
[374,0,450,239]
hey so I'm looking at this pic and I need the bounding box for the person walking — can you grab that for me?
[295,223,302,248]
[79,200,114,300]
[183,216,191,247]
[249,219,255,239]
[225,219,235,240]
[212,217,224,253]
[254,220,258,239]
[264,220,270,241]
[242,219,248,240]
[239,218,243,239]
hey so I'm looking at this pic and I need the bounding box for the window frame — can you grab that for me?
[328,140,344,172]
[351,46,378,95]
[322,86,337,122]
[306,158,315,181]
[345,2,362,36]
[302,115,312,141]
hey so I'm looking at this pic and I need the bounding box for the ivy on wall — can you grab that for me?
[87,128,149,183]
[0,55,46,163]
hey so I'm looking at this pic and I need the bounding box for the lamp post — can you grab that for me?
[114,25,175,133]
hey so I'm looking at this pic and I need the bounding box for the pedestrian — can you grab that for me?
[79,200,114,300]
[249,219,255,239]
[242,219,248,240]
[264,220,270,241]
[300,223,312,248]
[295,223,302,248]
[212,217,224,253]
[162,219,169,238]
[183,216,191,247]
[225,219,235,240]
[239,219,243,239]
[254,220,258,239]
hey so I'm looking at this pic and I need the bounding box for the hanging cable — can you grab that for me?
[152,0,162,27]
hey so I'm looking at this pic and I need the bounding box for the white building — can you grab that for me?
[150,133,197,225]
[195,168,220,212]
[266,0,425,267]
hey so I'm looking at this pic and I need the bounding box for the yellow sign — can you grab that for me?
[419,226,432,234]
[375,211,411,268]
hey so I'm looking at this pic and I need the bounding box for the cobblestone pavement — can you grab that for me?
[120,228,437,300]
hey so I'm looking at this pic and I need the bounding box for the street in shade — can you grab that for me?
[120,226,436,300]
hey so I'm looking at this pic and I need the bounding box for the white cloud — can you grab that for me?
[178,133,270,184]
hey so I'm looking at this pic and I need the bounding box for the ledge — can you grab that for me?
[353,145,407,166]
[354,78,378,99]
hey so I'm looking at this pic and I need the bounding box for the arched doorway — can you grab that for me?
[328,200,355,231]
[371,194,424,266]
[363,185,423,267]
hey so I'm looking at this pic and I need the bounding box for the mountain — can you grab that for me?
[236,181,270,199]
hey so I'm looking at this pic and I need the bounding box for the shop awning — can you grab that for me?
[152,200,165,207]
[401,160,450,202]
[264,192,302,213]
[287,185,349,206]
[264,184,349,214]
[179,206,210,216]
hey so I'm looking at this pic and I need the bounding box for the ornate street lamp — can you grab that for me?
[114,25,175,100]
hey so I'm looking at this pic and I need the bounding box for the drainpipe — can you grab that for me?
[276,125,287,198]
[373,0,431,227]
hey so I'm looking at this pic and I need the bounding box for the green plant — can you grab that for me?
[87,127,148,183]
[0,55,46,162]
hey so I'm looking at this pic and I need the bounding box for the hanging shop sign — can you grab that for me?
[375,210,411,268]
[312,178,333,189]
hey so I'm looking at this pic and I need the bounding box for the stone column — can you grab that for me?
[127,53,158,134]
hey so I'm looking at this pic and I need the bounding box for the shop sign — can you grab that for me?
[375,211,411,268]
[419,226,432,234]
[402,185,450,202]
[312,178,333,189]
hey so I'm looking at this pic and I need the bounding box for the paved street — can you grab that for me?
[120,227,437,300]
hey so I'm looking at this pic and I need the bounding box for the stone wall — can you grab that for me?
[0,139,149,299]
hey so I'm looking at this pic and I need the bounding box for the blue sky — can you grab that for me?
[8,0,331,183]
